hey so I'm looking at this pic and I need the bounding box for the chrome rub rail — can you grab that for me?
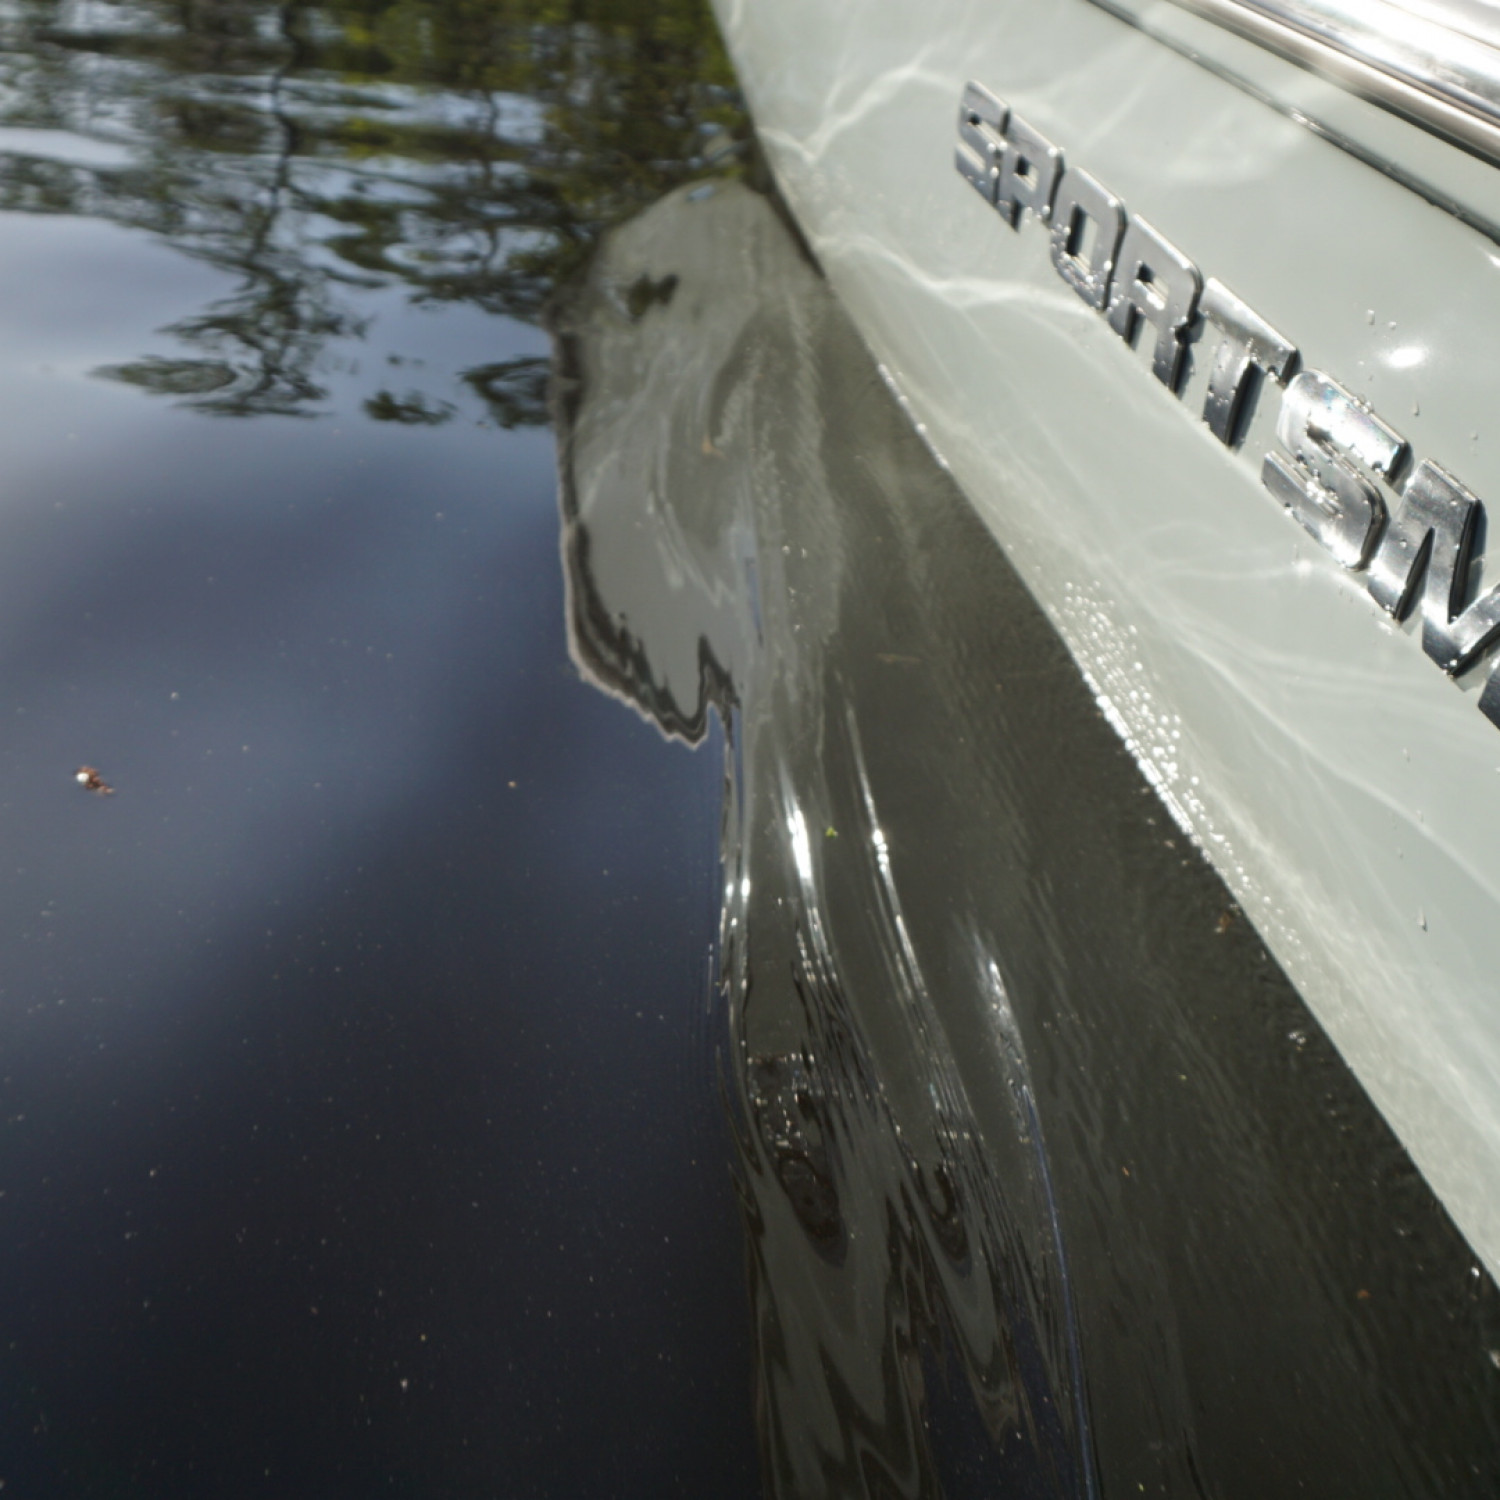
[1167,0,1500,163]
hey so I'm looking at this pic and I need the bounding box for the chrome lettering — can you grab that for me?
[1368,461,1500,674]
[1199,279,1298,447]
[1477,664,1500,728]
[1106,217,1202,391]
[953,84,1500,730]
[996,115,1063,229]
[956,82,1006,206]
[1262,371,1407,569]
[1050,169,1124,311]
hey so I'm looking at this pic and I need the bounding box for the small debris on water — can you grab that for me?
[75,765,113,795]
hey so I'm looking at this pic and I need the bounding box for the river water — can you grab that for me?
[0,2,756,1495]
[0,1,1496,1497]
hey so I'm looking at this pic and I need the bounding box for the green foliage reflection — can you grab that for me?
[0,0,744,416]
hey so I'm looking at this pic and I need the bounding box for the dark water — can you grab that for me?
[0,2,759,1496]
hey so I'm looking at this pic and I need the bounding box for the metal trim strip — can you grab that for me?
[1169,0,1500,163]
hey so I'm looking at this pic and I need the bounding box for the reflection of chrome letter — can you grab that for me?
[1368,460,1500,674]
[996,114,1062,229]
[1105,217,1201,390]
[1199,279,1298,446]
[956,82,1006,207]
[1049,170,1124,311]
[1261,371,1406,569]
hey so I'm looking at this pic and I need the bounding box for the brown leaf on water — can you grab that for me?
[75,766,114,795]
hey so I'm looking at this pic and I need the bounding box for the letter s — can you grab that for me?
[1261,371,1407,569]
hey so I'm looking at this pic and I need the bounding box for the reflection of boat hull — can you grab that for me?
[712,0,1500,1287]
[553,177,1500,1496]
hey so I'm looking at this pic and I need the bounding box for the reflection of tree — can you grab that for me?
[461,355,547,427]
[0,0,742,416]
[363,386,453,423]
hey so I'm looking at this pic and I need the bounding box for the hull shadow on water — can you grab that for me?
[554,177,1500,1499]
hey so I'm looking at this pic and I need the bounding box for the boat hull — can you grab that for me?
[713,0,1500,1278]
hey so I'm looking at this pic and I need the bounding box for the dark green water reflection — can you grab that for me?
[0,0,741,416]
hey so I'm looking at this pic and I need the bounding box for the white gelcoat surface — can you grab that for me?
[715,0,1500,1277]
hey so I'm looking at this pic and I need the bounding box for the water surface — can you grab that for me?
[0,2,760,1495]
